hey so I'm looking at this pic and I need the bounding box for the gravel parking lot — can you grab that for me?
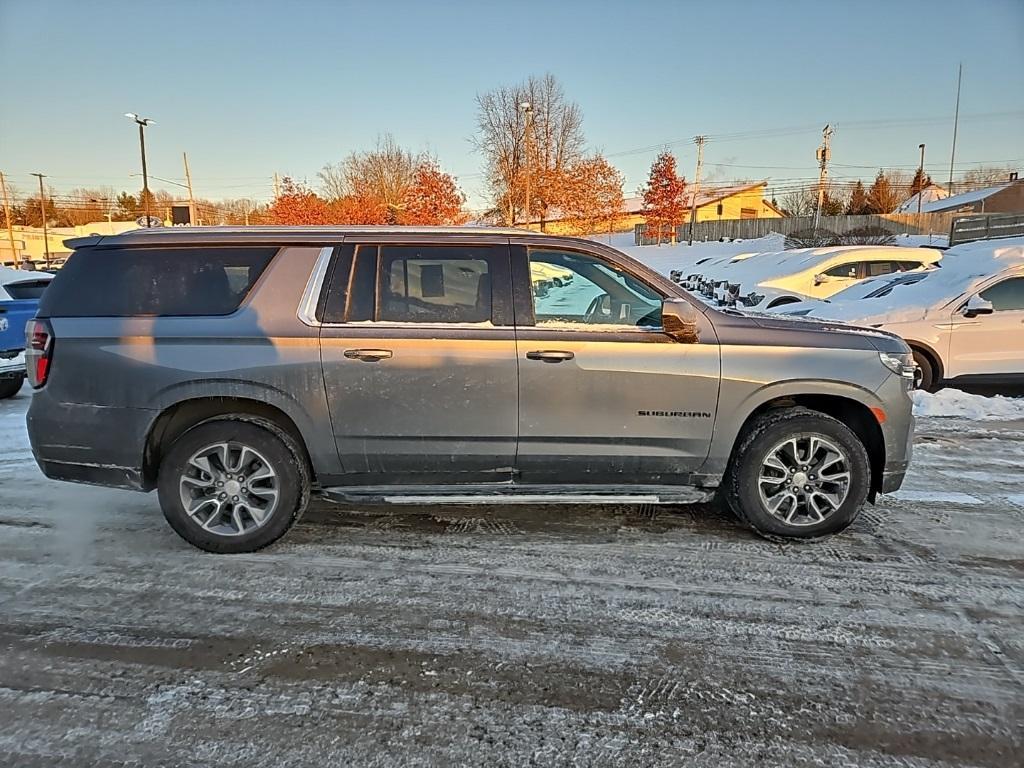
[1,389,1022,767]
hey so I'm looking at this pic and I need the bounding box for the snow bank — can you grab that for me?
[913,389,1024,420]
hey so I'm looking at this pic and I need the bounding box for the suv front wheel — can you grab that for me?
[157,418,311,553]
[722,408,870,540]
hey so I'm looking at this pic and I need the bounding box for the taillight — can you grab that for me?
[26,318,53,388]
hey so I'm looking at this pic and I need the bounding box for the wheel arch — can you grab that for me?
[728,393,886,499]
[904,339,945,384]
[143,397,315,488]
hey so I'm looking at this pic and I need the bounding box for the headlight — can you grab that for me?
[879,351,916,379]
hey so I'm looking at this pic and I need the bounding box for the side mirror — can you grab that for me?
[662,298,700,343]
[961,295,994,318]
[813,273,830,286]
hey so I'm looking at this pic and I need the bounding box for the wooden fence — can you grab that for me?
[635,212,956,246]
[949,213,1024,246]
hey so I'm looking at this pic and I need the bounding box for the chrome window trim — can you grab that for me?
[296,246,335,327]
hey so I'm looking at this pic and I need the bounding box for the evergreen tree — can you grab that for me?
[865,170,901,214]
[909,167,932,198]
[846,181,868,215]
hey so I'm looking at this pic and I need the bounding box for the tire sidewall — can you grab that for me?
[0,376,24,399]
[157,419,308,553]
[911,348,935,392]
[730,412,870,539]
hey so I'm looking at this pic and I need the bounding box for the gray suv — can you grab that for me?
[26,227,915,552]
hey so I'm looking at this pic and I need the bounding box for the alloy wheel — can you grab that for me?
[756,434,852,526]
[178,441,280,536]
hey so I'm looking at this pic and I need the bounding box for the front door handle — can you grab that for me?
[526,350,575,363]
[343,348,393,362]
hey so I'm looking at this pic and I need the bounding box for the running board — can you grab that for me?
[321,484,712,506]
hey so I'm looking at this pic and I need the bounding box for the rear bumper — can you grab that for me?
[0,351,26,379]
[27,392,156,491]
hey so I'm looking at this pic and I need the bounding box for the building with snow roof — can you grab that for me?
[528,181,783,235]
[915,178,1024,215]
[897,183,949,213]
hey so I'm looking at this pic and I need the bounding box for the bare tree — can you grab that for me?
[473,73,585,227]
[958,165,1017,191]
[780,187,816,216]
[319,134,422,222]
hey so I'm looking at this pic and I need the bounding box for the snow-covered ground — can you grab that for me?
[1,385,1022,766]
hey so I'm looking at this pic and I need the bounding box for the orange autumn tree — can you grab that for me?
[641,152,687,244]
[268,177,331,224]
[329,194,388,225]
[400,161,467,225]
[556,154,624,235]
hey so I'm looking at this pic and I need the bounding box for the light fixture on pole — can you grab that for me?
[520,102,533,228]
[125,113,155,227]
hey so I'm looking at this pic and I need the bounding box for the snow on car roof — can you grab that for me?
[837,237,1024,324]
[703,244,941,287]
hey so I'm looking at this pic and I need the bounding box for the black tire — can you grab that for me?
[0,376,23,400]
[911,348,939,392]
[721,407,871,541]
[157,417,311,553]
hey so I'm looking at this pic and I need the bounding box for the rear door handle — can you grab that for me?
[526,350,574,363]
[343,348,393,362]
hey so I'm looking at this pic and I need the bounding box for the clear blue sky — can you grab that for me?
[2,0,1022,210]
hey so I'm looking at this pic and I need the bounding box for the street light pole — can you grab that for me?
[520,102,533,229]
[125,113,155,226]
[917,143,926,216]
[30,173,50,267]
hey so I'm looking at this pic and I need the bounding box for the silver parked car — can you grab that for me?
[26,227,915,552]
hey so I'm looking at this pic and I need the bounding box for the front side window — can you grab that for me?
[528,248,662,329]
[980,277,1024,311]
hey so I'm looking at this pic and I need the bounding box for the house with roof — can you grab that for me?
[897,183,949,213]
[915,177,1023,215]
[530,181,783,235]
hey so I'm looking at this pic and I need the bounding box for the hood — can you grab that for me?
[716,308,910,354]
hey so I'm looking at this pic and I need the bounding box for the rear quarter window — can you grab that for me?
[37,246,278,317]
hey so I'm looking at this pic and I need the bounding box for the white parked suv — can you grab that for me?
[838,239,1024,391]
[679,245,942,310]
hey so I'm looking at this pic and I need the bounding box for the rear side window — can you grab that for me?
[37,246,277,317]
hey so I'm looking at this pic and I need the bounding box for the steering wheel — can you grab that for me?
[583,293,612,324]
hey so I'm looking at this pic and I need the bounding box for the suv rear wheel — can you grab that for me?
[157,418,310,553]
[722,408,870,540]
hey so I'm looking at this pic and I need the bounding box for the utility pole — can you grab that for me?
[0,171,19,267]
[30,173,50,267]
[273,172,280,199]
[948,63,962,196]
[688,135,706,245]
[812,124,833,232]
[183,152,197,226]
[917,143,926,216]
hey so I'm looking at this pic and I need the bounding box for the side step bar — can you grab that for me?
[321,484,712,506]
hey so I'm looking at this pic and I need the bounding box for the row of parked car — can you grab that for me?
[669,239,1024,392]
